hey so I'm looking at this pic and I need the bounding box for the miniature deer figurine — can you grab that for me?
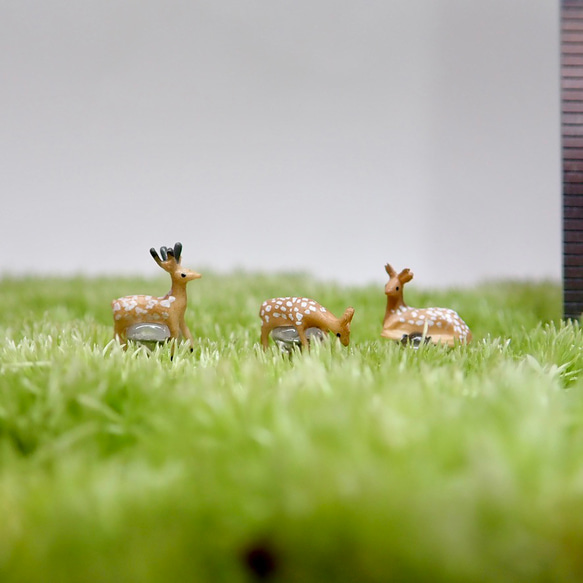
[381,263,471,346]
[112,242,201,350]
[259,297,354,349]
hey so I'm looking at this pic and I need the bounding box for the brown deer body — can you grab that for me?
[259,297,354,349]
[381,264,471,346]
[112,243,201,350]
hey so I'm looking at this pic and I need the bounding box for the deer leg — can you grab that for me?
[166,321,181,360]
[296,326,309,348]
[113,322,129,349]
[180,320,195,352]
[261,324,271,350]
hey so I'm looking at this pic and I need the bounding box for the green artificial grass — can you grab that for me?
[0,273,582,582]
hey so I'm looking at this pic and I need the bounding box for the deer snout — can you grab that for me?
[181,270,202,281]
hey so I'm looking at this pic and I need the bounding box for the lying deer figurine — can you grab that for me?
[260,297,354,350]
[112,242,201,351]
[381,263,471,346]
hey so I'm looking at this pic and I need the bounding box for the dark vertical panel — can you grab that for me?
[563,0,583,319]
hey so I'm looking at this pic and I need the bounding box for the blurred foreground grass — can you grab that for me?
[1,273,582,582]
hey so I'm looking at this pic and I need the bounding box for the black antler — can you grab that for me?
[151,243,181,264]
[174,242,182,262]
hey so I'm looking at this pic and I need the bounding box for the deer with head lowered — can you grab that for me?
[381,263,471,346]
[112,242,201,351]
[259,297,354,349]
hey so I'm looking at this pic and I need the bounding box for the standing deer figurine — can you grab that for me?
[381,263,471,346]
[259,297,354,350]
[112,242,201,351]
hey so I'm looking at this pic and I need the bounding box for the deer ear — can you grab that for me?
[398,269,414,284]
[385,263,396,277]
[343,307,355,323]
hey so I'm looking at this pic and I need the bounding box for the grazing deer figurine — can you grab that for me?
[259,297,354,350]
[381,263,471,346]
[112,242,201,351]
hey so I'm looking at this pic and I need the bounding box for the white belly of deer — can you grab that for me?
[391,306,471,339]
[112,295,176,321]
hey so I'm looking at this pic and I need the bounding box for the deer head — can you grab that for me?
[384,263,413,299]
[150,242,201,284]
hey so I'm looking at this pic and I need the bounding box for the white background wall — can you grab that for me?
[0,1,561,288]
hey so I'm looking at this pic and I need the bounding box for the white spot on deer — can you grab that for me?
[294,307,299,312]
[152,313,160,320]
[286,301,292,307]
[281,306,287,312]
[160,299,172,308]
[265,315,270,323]
[261,310,265,316]
[296,321,302,326]
[399,317,405,323]
[162,312,169,319]
[301,302,307,308]
[124,301,137,311]
[408,320,414,325]
[437,321,442,327]
[416,320,423,326]
[113,302,121,312]
[297,312,303,320]
[274,313,281,318]
[115,313,122,320]
[428,320,435,326]
[320,307,326,312]
[266,305,272,312]
[135,307,147,315]
[288,314,293,320]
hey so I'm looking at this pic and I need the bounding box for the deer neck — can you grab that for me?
[317,310,344,334]
[167,281,188,313]
[384,294,407,321]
